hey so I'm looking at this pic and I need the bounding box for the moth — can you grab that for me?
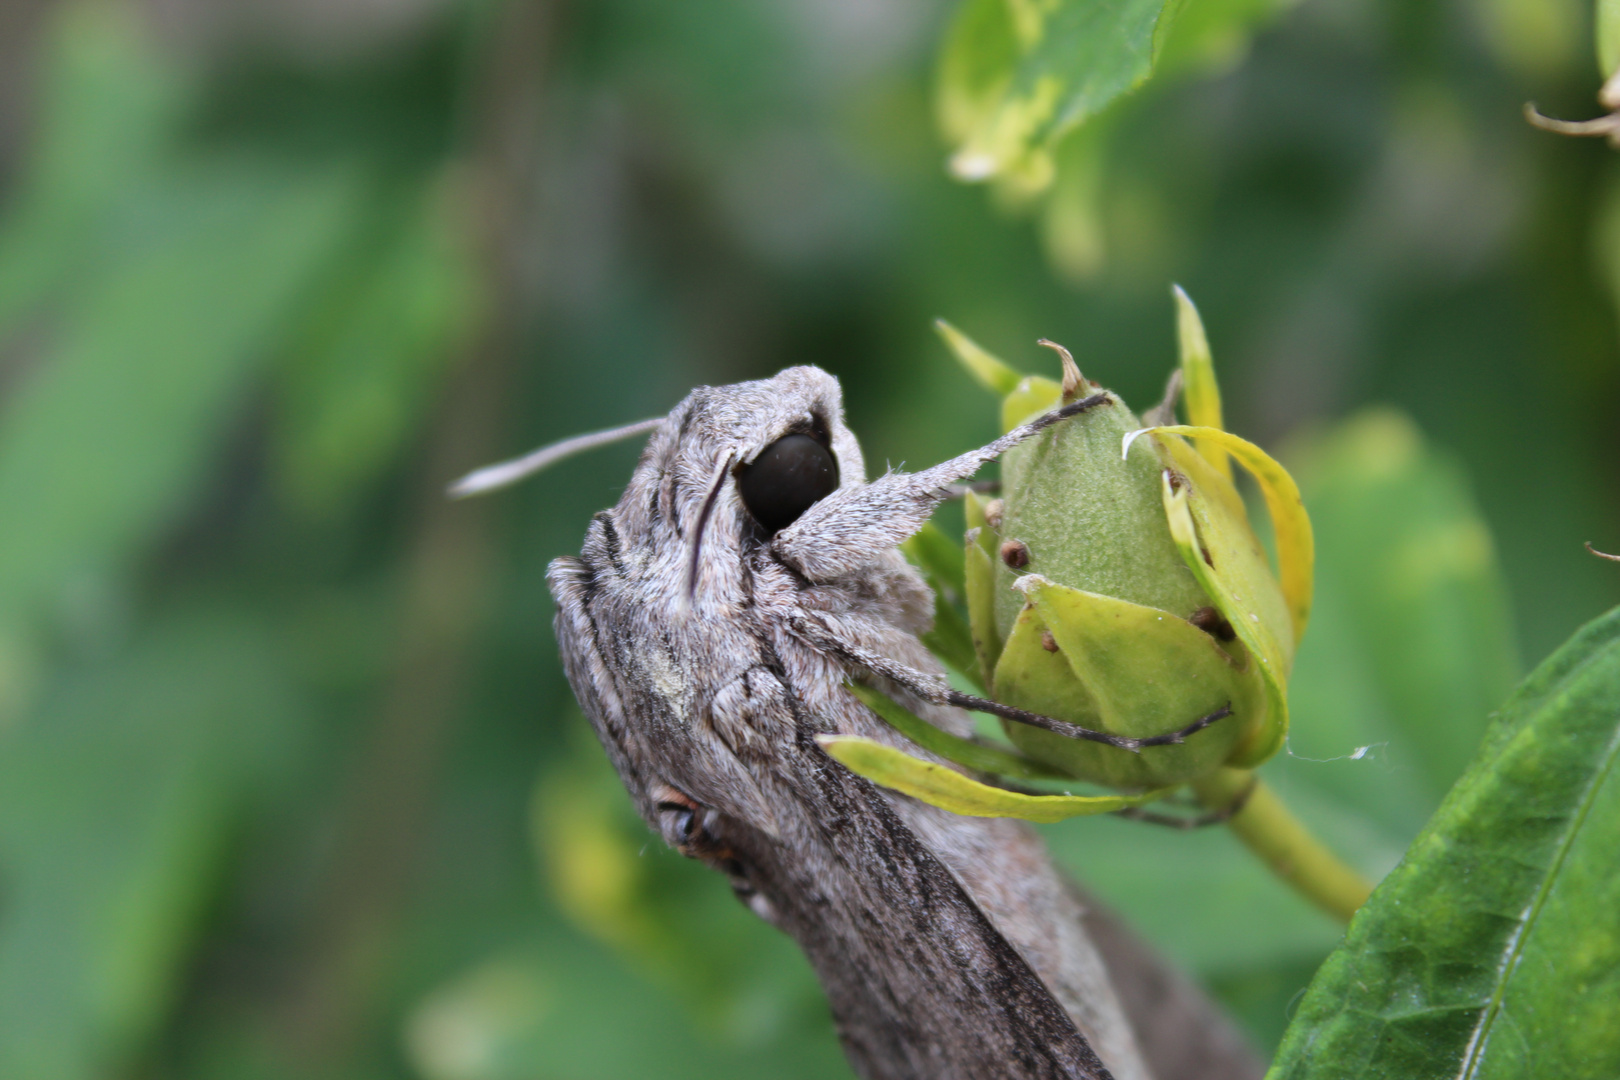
[453,366,1228,1080]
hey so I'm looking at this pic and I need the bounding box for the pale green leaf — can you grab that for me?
[818,734,1163,822]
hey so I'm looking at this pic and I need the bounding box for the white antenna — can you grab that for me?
[447,417,664,498]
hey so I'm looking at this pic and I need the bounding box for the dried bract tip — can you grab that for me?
[984,498,1006,529]
[1038,339,1084,401]
[1142,369,1184,428]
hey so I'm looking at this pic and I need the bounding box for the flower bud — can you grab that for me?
[938,292,1310,789]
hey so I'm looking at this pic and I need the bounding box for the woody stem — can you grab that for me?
[1190,767,1373,923]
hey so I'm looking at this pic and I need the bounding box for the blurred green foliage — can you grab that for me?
[0,0,1616,1077]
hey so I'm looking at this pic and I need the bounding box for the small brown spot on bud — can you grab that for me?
[1040,630,1060,652]
[984,498,1005,529]
[1000,539,1030,569]
[1189,605,1236,642]
[1200,545,1214,567]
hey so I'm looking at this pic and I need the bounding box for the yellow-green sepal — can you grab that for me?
[934,319,1024,396]
[816,734,1167,822]
[1172,285,1231,481]
[1000,375,1062,432]
[964,490,1005,676]
[1138,425,1314,646]
[1147,427,1308,767]
[901,521,981,688]
[929,319,1065,434]
[992,575,1266,787]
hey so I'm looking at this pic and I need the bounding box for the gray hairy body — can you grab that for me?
[547,366,1146,1080]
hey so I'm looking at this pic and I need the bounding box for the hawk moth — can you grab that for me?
[461,365,1233,1080]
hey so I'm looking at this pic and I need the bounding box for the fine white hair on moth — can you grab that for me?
[453,364,1220,1080]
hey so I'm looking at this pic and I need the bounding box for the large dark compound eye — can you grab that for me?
[737,433,838,534]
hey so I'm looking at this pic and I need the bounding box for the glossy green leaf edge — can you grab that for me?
[817,734,1164,823]
[1268,604,1620,1080]
[845,682,1072,781]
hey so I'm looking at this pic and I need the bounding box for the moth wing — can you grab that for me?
[546,554,655,812]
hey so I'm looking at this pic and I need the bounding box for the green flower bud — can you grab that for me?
[939,290,1311,788]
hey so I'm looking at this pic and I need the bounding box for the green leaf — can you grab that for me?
[901,520,968,597]
[937,0,1171,186]
[1268,604,1620,1080]
[934,0,1301,193]
[818,734,1164,822]
[1171,285,1229,478]
[1153,432,1301,768]
[963,491,1007,679]
[1151,0,1301,75]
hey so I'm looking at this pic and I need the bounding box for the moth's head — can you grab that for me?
[623,365,865,559]
[456,365,866,602]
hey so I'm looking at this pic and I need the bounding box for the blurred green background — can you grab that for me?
[0,0,1616,1076]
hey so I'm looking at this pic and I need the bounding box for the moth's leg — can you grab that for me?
[772,393,1111,581]
[943,689,1230,751]
[792,613,1231,754]
[940,480,1000,500]
[1113,778,1256,828]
